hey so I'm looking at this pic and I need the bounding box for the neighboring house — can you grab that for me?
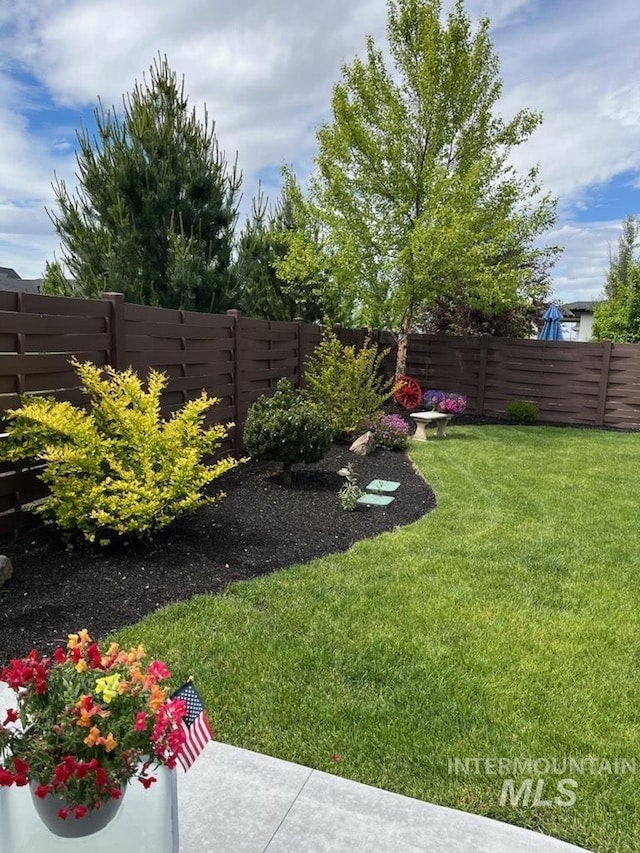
[0,267,43,294]
[561,301,603,342]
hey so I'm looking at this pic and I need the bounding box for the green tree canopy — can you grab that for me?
[233,185,298,322]
[592,215,640,342]
[234,178,347,323]
[278,0,559,374]
[42,55,241,312]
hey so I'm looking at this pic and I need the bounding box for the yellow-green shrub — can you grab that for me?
[0,359,238,544]
[303,326,394,441]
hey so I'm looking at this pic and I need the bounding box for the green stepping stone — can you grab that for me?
[357,493,395,506]
[365,479,401,493]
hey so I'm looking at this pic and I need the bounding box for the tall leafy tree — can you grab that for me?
[42,55,241,312]
[283,0,559,374]
[592,215,640,342]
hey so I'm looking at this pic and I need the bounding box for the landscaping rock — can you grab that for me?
[350,431,376,455]
[0,555,13,588]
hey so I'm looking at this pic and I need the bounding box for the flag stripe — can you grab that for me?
[177,711,212,770]
[170,682,213,772]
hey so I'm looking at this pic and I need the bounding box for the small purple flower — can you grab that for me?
[367,411,410,449]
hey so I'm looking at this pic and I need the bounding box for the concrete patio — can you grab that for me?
[1,681,592,852]
[177,741,591,852]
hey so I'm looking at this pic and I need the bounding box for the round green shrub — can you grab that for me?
[505,400,539,424]
[243,378,333,484]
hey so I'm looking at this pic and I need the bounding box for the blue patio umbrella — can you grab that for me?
[538,304,564,340]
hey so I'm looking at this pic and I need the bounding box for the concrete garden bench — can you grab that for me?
[410,411,451,439]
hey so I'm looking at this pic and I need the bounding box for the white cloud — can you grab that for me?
[1,0,639,298]
[547,221,625,304]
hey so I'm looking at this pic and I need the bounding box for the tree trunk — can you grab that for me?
[395,308,414,378]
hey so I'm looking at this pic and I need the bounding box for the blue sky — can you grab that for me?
[1,0,640,305]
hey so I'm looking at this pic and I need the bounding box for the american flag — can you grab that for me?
[170,681,213,771]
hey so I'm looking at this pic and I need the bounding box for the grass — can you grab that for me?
[112,425,640,852]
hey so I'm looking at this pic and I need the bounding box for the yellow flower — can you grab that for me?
[75,659,87,673]
[95,673,122,704]
[103,732,117,752]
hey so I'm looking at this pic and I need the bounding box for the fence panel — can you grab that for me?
[0,292,114,537]
[481,339,603,425]
[605,344,640,430]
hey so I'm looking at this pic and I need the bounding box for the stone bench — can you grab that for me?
[410,411,451,440]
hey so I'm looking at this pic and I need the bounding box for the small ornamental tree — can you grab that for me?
[243,378,333,485]
[0,360,238,544]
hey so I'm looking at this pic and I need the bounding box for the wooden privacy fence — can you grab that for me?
[0,289,639,538]
[0,291,322,538]
[395,332,640,431]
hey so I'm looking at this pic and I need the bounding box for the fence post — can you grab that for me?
[595,341,613,427]
[294,318,305,388]
[101,292,126,371]
[475,335,489,415]
[227,309,242,452]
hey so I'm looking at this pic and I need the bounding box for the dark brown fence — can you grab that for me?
[395,333,640,431]
[0,292,322,537]
[0,290,639,538]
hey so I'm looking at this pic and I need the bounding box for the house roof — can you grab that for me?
[0,267,43,293]
[562,301,603,314]
[0,267,21,280]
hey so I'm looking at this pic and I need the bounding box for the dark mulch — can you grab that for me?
[0,444,435,664]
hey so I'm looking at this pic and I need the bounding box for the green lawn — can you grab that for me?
[113,425,640,852]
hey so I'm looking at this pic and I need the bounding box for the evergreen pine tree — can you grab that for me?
[42,55,241,312]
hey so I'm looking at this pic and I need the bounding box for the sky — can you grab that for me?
[1,0,639,306]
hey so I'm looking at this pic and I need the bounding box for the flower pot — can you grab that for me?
[30,781,126,838]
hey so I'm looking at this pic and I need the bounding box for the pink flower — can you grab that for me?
[146,661,170,682]
[134,711,148,731]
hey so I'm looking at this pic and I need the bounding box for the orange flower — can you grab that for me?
[101,642,121,669]
[83,726,117,752]
[128,665,144,684]
[74,695,108,727]
[84,726,101,747]
[67,629,91,650]
[103,732,117,753]
[148,683,166,713]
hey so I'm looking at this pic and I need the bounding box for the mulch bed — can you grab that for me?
[0,443,436,664]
